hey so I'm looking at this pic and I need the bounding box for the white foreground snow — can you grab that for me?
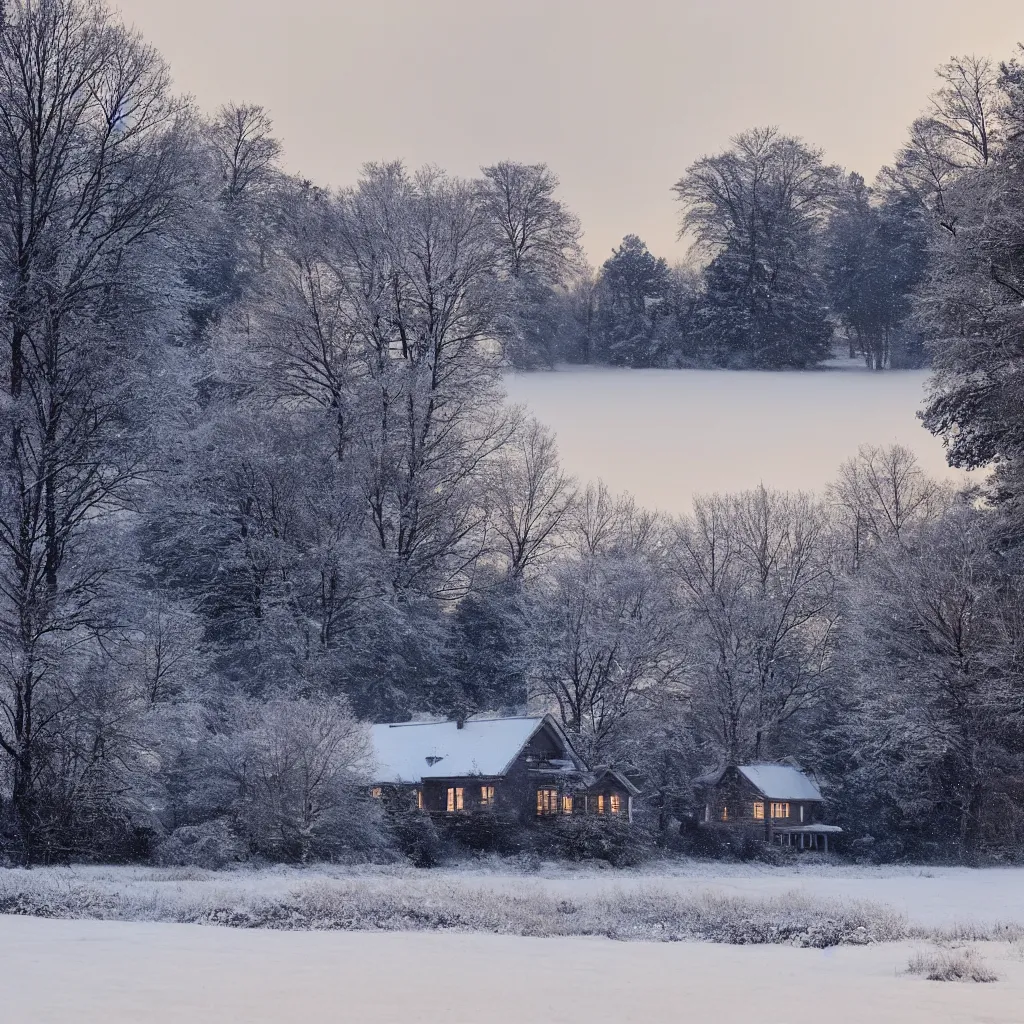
[503,365,977,514]
[2,915,1022,1024]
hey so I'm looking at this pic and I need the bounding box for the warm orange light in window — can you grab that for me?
[481,785,495,807]
[771,802,790,819]
[721,805,728,821]
[753,802,765,820]
[561,794,573,814]
[610,794,621,815]
[536,788,558,816]
[416,789,424,810]
[447,787,464,812]
[596,794,606,815]
[370,787,382,799]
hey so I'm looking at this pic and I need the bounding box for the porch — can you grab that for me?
[771,824,842,852]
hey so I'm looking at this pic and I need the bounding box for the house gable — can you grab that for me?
[369,714,588,786]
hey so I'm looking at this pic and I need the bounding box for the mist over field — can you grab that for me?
[505,364,974,513]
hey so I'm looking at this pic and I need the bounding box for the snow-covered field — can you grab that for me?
[3,915,1022,1024]
[503,364,977,514]
[4,863,1023,1021]
[3,861,1023,932]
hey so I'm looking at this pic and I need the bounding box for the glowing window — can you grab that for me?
[481,785,495,807]
[596,794,606,815]
[753,802,765,820]
[561,794,573,814]
[770,802,790,819]
[370,787,382,799]
[536,788,558,816]
[416,789,424,811]
[721,805,728,821]
[447,787,464,812]
[610,794,622,815]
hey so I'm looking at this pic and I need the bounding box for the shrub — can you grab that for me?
[536,816,654,866]
[440,813,533,857]
[906,947,998,983]
[388,810,443,867]
[154,819,246,869]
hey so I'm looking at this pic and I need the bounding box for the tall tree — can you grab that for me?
[916,51,1024,511]
[596,235,672,367]
[881,55,1004,234]
[478,161,584,369]
[823,174,929,369]
[674,127,838,368]
[671,487,840,763]
[0,0,195,859]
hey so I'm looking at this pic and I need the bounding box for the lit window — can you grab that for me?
[536,788,558,816]
[753,802,765,820]
[596,794,606,815]
[561,794,573,815]
[721,805,728,821]
[770,802,790,819]
[370,787,382,799]
[610,794,622,815]
[480,785,495,807]
[447,787,464,812]
[799,805,804,823]
[415,789,424,811]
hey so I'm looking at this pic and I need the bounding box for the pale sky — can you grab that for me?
[114,0,1024,265]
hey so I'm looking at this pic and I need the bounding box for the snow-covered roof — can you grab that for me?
[737,764,823,802]
[369,716,554,785]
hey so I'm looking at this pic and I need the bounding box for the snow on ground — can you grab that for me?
[447,863,1024,930]
[503,364,977,515]
[2,914,1022,1024]
[8,861,1024,930]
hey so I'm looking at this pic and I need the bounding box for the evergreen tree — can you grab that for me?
[596,235,672,367]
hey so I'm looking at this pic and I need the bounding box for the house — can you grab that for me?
[694,763,842,851]
[368,714,639,823]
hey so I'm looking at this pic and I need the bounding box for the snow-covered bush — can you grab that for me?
[197,696,385,862]
[536,817,655,867]
[154,820,245,870]
[906,946,998,983]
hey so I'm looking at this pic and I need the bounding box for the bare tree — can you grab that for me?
[0,0,196,859]
[489,418,576,580]
[671,487,839,762]
[881,56,1005,233]
[529,497,680,758]
[208,103,282,204]
[330,163,520,598]
[674,126,837,256]
[828,444,951,568]
[478,161,583,284]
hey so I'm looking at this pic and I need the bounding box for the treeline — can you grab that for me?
[0,1,1022,867]
[517,58,1024,371]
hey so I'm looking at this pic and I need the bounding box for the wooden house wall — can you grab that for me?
[379,721,633,823]
[701,767,820,837]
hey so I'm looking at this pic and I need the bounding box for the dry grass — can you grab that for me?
[906,946,999,983]
[0,869,907,947]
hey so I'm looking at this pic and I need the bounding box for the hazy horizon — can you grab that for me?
[113,0,1024,265]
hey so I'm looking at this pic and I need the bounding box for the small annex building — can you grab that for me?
[369,714,639,822]
[695,763,842,851]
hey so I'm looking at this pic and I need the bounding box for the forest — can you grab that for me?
[0,0,1022,868]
